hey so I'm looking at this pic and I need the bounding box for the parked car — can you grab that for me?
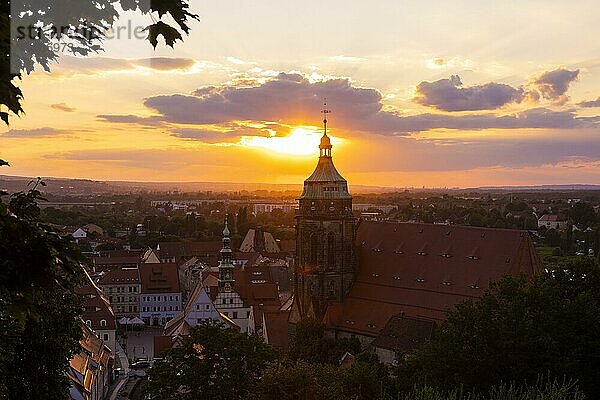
[130,360,151,369]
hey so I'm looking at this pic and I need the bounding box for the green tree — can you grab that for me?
[288,318,361,365]
[405,258,600,398]
[253,361,346,400]
[143,320,276,400]
[0,173,87,398]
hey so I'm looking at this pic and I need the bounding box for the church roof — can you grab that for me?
[304,156,347,183]
[325,221,541,337]
[299,135,351,200]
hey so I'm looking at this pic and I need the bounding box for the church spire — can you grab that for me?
[219,215,234,292]
[319,100,332,158]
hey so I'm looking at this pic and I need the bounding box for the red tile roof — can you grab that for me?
[139,262,180,294]
[76,282,116,330]
[325,221,541,337]
[233,267,281,327]
[97,267,140,285]
[263,310,290,350]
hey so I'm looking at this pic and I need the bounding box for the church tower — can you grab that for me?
[293,104,357,320]
[218,216,235,293]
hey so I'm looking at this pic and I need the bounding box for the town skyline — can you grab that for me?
[2,0,600,187]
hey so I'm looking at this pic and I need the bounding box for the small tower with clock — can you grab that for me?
[214,215,252,332]
[293,103,357,321]
[218,215,235,293]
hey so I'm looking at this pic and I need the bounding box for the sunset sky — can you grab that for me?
[2,0,600,188]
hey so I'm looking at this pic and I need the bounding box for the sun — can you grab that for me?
[240,126,334,156]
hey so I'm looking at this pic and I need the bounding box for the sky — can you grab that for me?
[2,0,600,188]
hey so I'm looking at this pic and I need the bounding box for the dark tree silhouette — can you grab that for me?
[1,0,198,125]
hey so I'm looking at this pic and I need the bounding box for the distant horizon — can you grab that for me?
[2,1,600,187]
[2,173,600,193]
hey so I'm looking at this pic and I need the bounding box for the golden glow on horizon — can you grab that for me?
[239,126,342,156]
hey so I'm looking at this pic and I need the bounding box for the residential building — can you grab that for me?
[163,284,239,338]
[76,281,117,354]
[67,322,113,400]
[97,268,141,318]
[139,254,182,326]
[538,214,568,230]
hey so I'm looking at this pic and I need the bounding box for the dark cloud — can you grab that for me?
[578,97,600,108]
[50,103,76,112]
[1,127,74,137]
[136,57,197,71]
[169,126,270,143]
[144,72,382,126]
[98,72,599,139]
[414,75,526,111]
[530,68,579,102]
[96,114,165,127]
[54,56,198,76]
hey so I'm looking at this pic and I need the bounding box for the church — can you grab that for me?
[290,108,541,359]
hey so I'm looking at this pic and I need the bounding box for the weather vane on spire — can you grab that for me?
[321,99,331,136]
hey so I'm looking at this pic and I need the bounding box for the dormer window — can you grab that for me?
[100,319,107,327]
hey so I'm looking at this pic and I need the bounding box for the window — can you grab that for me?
[205,304,210,310]
[103,333,109,341]
[85,320,91,327]
[100,319,107,327]
[327,233,335,268]
[233,312,238,319]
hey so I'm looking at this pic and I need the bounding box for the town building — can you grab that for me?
[67,322,113,400]
[97,268,141,318]
[213,217,252,332]
[252,202,297,214]
[238,226,281,253]
[76,280,117,354]
[290,109,542,362]
[163,284,239,338]
[538,214,568,230]
[139,251,182,326]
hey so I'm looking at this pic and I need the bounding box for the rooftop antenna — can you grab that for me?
[321,99,331,136]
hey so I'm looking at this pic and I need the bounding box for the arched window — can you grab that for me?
[100,319,107,327]
[327,233,335,268]
[85,320,91,327]
[310,234,319,264]
[328,280,335,298]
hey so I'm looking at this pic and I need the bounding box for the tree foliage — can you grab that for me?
[0,167,86,398]
[143,320,276,400]
[287,318,361,365]
[1,0,198,125]
[404,258,600,398]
